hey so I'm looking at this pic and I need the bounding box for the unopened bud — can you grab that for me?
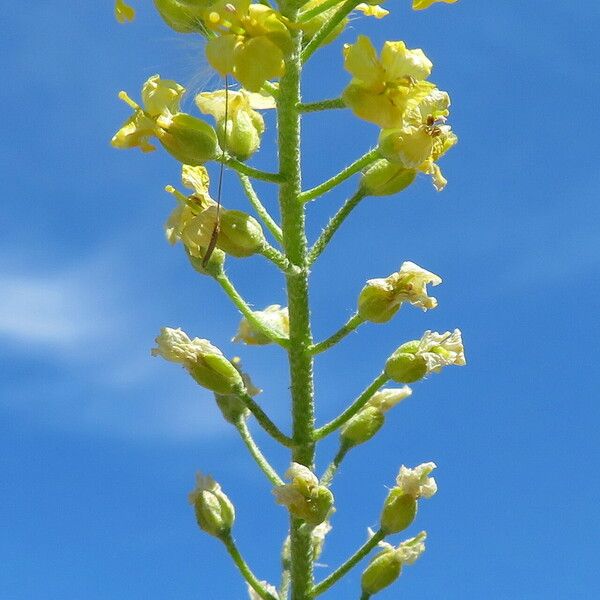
[380,488,417,534]
[361,550,402,595]
[361,159,416,196]
[153,0,207,33]
[156,113,219,165]
[385,342,428,383]
[188,472,235,538]
[340,405,385,447]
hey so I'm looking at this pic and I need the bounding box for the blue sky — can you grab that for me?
[2,1,600,598]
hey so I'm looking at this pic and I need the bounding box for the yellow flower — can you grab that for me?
[112,75,185,152]
[378,89,457,190]
[195,89,275,160]
[413,0,458,10]
[204,0,292,92]
[115,0,135,23]
[342,35,436,129]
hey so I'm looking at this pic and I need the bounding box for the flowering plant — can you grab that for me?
[113,0,465,597]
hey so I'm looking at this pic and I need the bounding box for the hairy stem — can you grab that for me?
[320,443,350,486]
[237,173,283,243]
[236,388,293,447]
[311,313,364,355]
[308,190,367,265]
[220,532,279,600]
[314,373,388,441]
[312,529,386,596]
[298,0,341,22]
[260,243,301,275]
[298,98,345,113]
[301,0,363,63]
[215,272,290,348]
[300,149,377,203]
[277,8,316,598]
[235,417,284,486]
[225,155,283,184]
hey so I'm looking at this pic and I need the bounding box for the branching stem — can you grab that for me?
[320,442,350,486]
[308,190,367,265]
[225,155,283,184]
[220,532,280,600]
[311,313,364,355]
[235,417,284,486]
[237,173,283,243]
[314,373,388,440]
[215,272,290,348]
[298,98,345,113]
[300,149,378,203]
[312,529,386,596]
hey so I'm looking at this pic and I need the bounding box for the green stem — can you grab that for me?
[308,190,367,265]
[301,0,362,63]
[277,10,315,598]
[298,98,345,113]
[310,313,364,355]
[235,417,284,486]
[297,0,341,22]
[220,532,279,600]
[300,149,378,203]
[225,155,283,184]
[237,173,283,243]
[215,272,290,348]
[312,529,386,597]
[260,243,301,275]
[314,373,388,441]
[320,443,350,486]
[236,388,294,447]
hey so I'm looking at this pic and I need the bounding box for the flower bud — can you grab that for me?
[340,405,385,447]
[214,357,260,423]
[361,550,402,595]
[188,472,235,538]
[233,305,289,345]
[274,463,334,526]
[361,531,427,594]
[151,327,243,394]
[153,0,207,33]
[385,346,428,383]
[361,159,416,197]
[156,113,219,165]
[380,488,417,534]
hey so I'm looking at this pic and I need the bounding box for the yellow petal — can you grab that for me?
[115,0,135,23]
[355,3,389,19]
[413,0,458,10]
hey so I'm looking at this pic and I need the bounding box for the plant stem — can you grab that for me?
[236,388,293,447]
[311,529,386,597]
[225,155,283,184]
[310,313,364,355]
[277,7,316,598]
[360,592,371,600]
[260,243,301,275]
[314,373,388,441]
[308,190,367,265]
[235,417,284,486]
[220,532,279,600]
[237,173,283,243]
[215,272,290,348]
[320,443,350,486]
[301,0,363,63]
[300,149,378,203]
[298,98,345,113]
[297,0,341,22]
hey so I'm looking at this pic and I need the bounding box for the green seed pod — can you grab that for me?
[357,279,399,323]
[361,159,416,197]
[380,488,417,534]
[186,246,225,278]
[340,406,385,447]
[218,210,266,257]
[303,486,335,526]
[189,474,235,538]
[156,113,219,165]
[217,114,262,161]
[153,0,209,33]
[361,550,402,595]
[385,346,428,383]
[188,352,244,395]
